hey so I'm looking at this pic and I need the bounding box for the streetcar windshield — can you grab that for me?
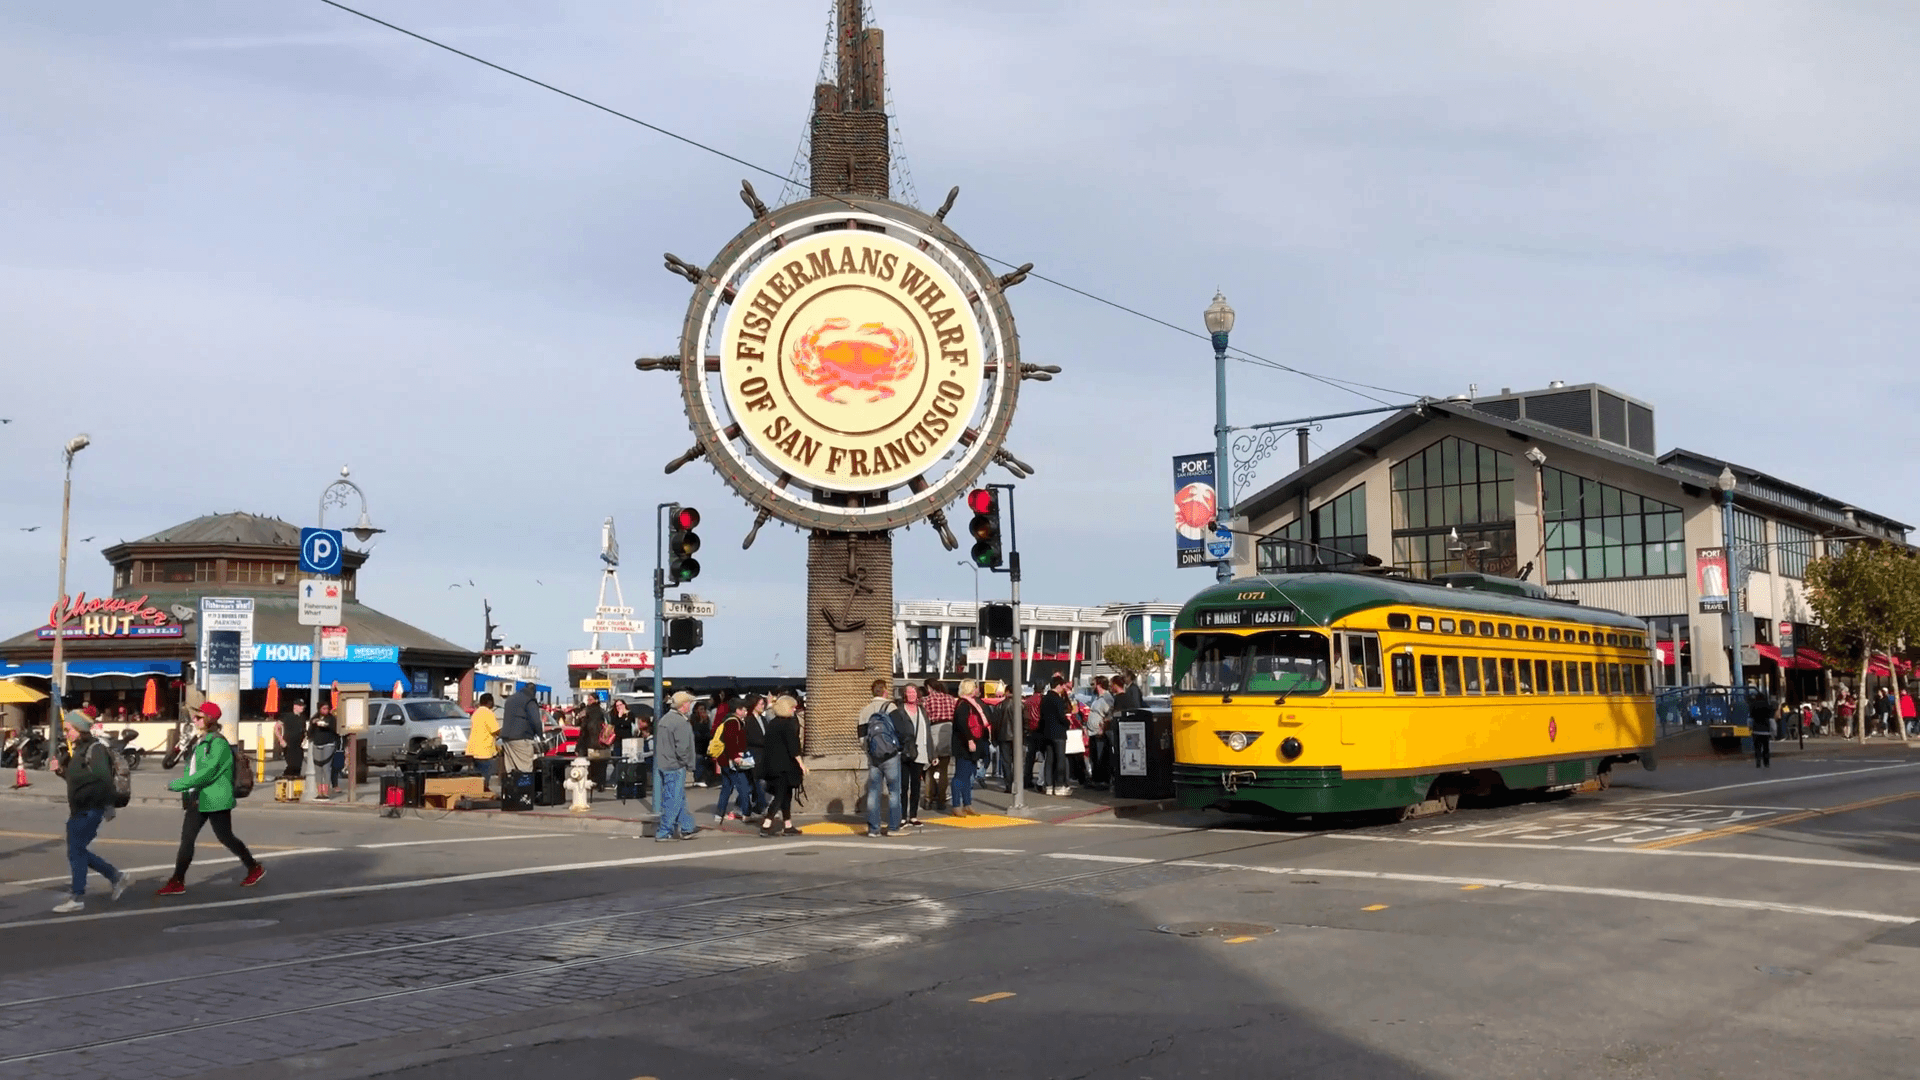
[1175,631,1331,696]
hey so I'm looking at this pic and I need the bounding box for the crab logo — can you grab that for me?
[1174,481,1217,540]
[790,318,919,403]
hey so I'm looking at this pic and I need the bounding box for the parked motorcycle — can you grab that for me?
[2,728,49,771]
[101,727,146,771]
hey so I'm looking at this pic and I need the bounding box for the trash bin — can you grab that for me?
[1109,708,1173,800]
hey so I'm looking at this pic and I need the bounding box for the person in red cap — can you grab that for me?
[158,702,263,895]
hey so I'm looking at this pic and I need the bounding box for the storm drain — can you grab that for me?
[1155,921,1277,939]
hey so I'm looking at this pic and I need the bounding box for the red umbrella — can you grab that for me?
[391,680,405,700]
[330,681,340,713]
[140,677,159,717]
[263,678,280,715]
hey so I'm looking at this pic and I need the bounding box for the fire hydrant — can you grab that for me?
[564,757,593,813]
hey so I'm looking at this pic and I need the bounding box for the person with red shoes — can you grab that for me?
[157,703,263,896]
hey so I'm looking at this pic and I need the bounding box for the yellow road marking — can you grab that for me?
[1459,884,1485,891]
[1639,791,1920,850]
[795,822,868,835]
[922,813,1038,829]
[0,830,299,851]
[971,992,1016,1003]
[1223,935,1258,944]
[1362,904,1389,911]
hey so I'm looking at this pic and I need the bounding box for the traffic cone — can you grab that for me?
[12,760,28,789]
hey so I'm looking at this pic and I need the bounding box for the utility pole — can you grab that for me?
[991,483,1027,811]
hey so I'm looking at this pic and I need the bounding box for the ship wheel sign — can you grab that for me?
[640,188,1052,544]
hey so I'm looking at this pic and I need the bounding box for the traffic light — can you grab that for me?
[666,617,704,656]
[967,488,1002,568]
[668,505,701,582]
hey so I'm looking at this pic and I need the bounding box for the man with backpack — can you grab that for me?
[861,678,904,837]
[55,710,132,914]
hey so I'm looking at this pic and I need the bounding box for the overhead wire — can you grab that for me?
[315,0,1425,408]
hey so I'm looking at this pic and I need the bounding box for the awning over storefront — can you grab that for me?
[1753,644,1821,671]
[1,659,183,679]
[250,659,407,690]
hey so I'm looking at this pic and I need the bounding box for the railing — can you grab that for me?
[1654,686,1766,738]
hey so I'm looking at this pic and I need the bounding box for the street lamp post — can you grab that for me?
[309,468,382,803]
[1717,467,1744,693]
[1525,447,1549,586]
[1204,292,1236,584]
[45,433,91,757]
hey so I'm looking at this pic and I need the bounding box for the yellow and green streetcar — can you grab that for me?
[1172,571,1656,817]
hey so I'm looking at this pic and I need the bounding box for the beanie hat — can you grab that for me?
[63,710,93,733]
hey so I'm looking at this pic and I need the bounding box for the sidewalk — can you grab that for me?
[1,764,1175,836]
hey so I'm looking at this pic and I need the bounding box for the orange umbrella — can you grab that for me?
[263,678,280,715]
[140,677,159,717]
[330,681,340,713]
[391,680,405,700]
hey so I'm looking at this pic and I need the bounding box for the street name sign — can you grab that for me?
[661,599,718,618]
[298,579,343,626]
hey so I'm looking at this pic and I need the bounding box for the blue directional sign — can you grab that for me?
[1206,526,1234,561]
[300,528,343,576]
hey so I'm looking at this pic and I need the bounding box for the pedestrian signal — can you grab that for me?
[667,617,704,656]
[668,506,702,583]
[967,488,1002,569]
[978,602,1015,640]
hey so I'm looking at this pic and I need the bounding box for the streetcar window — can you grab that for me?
[1515,625,1529,639]
[1343,633,1382,691]
[1498,624,1514,639]
[1332,633,1347,690]
[1442,656,1463,695]
[1580,662,1596,694]
[1483,657,1500,694]
[1174,631,1331,695]
[1634,664,1649,695]
[1609,663,1624,694]
[1417,616,1435,632]
[1606,633,1619,647]
[1548,628,1561,642]
[1500,658,1518,695]
[1388,613,1412,631]
[1419,655,1441,695]
[1463,656,1483,693]
[1578,631,1591,644]
[1535,659,1550,695]
[1460,620,1477,636]
[1391,652,1416,694]
[1517,658,1534,694]
[1550,661,1567,694]
[1439,618,1455,633]
[1480,621,1495,636]
[1533,626,1547,641]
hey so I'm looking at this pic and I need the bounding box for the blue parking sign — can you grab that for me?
[300,528,343,575]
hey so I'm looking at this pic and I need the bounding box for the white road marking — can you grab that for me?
[4,847,339,890]
[959,847,1027,854]
[1046,853,1156,864]
[1062,822,1188,830]
[1331,833,1920,874]
[356,833,568,849]
[1037,853,1916,925]
[1625,762,1920,800]
[0,841,836,929]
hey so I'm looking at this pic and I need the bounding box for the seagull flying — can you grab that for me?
[448,583,463,589]
[79,535,95,542]
[19,526,40,533]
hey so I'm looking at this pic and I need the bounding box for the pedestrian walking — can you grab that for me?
[712,701,754,823]
[757,695,806,837]
[743,695,771,815]
[158,703,263,896]
[897,685,929,827]
[468,692,500,792]
[688,701,713,788]
[53,710,131,913]
[276,698,308,780]
[921,678,956,808]
[1085,675,1114,789]
[307,703,340,800]
[1749,694,1775,768]
[577,697,613,789]
[990,685,1017,792]
[653,691,699,842]
[1900,689,1917,738]
[1040,676,1073,796]
[499,683,540,777]
[950,679,989,817]
[861,679,904,836]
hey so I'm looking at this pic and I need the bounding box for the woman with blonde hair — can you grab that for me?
[758,695,808,836]
[949,679,989,816]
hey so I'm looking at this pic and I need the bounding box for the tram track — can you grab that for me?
[0,829,1336,1069]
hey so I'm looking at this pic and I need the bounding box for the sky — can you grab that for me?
[3,0,1917,683]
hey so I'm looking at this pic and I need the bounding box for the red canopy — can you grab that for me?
[1755,644,1821,671]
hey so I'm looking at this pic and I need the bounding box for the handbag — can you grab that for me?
[1064,729,1087,755]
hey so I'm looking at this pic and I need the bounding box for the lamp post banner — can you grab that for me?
[1696,547,1729,613]
[1173,452,1218,568]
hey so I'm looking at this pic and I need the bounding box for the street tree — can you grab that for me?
[1804,541,1920,743]
[1103,642,1166,679]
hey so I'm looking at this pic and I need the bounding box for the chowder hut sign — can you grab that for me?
[40,594,183,639]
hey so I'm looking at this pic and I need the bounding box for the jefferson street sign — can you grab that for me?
[661,599,718,618]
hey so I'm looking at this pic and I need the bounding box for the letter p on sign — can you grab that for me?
[300,528,343,576]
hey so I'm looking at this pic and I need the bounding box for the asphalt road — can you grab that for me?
[0,744,1914,1080]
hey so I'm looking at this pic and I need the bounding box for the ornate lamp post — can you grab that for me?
[1717,466,1744,690]
[47,434,92,718]
[308,467,382,802]
[1204,292,1236,584]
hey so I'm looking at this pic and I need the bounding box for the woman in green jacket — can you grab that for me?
[158,702,263,896]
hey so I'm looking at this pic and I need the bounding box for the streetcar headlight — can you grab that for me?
[1280,737,1303,761]
[1214,731,1262,752]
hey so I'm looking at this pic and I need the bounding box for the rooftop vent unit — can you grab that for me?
[1468,383,1655,456]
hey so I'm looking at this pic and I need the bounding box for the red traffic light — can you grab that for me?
[966,488,996,514]
[673,507,701,530]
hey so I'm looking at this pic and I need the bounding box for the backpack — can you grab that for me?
[706,721,728,760]
[863,709,900,764]
[91,741,132,809]
[230,741,255,799]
